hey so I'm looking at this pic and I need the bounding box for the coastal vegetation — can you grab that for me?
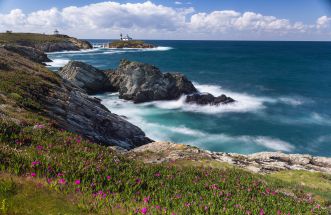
[0,121,329,214]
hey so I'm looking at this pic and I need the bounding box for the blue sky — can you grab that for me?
[1,0,331,40]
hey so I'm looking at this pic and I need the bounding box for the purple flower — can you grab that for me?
[140,207,148,214]
[143,196,150,203]
[30,172,36,177]
[58,178,66,185]
[75,180,81,185]
[33,123,45,129]
[31,160,40,167]
[106,175,111,181]
[260,209,265,215]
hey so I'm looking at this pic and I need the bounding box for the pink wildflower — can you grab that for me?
[75,180,81,185]
[143,196,150,203]
[154,172,161,177]
[260,209,265,215]
[58,178,66,185]
[140,207,148,214]
[31,160,40,167]
[36,145,43,150]
[106,175,111,181]
[30,172,36,177]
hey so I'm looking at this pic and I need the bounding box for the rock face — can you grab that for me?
[108,59,197,103]
[42,81,152,149]
[3,45,51,65]
[59,61,113,94]
[185,93,235,106]
[0,47,151,149]
[129,142,331,174]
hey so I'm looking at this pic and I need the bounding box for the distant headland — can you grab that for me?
[103,33,156,49]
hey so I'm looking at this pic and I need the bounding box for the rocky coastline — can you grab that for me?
[1,35,330,174]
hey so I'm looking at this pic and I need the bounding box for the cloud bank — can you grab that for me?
[0,1,330,40]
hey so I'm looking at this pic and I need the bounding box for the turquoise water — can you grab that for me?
[47,41,331,156]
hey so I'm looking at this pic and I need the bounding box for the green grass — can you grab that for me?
[0,33,66,44]
[0,174,84,215]
[269,170,331,205]
[0,121,328,214]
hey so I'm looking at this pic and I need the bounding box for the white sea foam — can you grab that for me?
[45,59,69,67]
[46,48,102,55]
[143,83,273,114]
[278,97,305,106]
[97,92,295,153]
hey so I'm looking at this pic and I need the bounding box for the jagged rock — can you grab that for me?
[59,61,113,94]
[107,59,197,103]
[0,47,152,149]
[3,45,51,65]
[185,93,235,106]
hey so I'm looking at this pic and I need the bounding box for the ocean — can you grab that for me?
[47,40,331,156]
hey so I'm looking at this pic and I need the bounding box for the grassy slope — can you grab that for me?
[0,48,330,214]
[0,33,66,44]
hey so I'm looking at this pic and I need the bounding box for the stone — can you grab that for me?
[59,61,113,94]
[107,59,197,103]
[185,93,235,106]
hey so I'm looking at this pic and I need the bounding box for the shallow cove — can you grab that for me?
[47,40,331,156]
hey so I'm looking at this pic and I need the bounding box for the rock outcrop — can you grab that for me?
[0,47,151,149]
[185,93,235,106]
[107,59,197,103]
[0,33,92,52]
[129,142,331,174]
[3,45,51,65]
[59,61,113,94]
[105,40,156,49]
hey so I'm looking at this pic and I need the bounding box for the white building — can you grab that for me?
[120,33,132,41]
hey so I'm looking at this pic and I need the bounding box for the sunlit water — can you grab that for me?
[47,40,331,156]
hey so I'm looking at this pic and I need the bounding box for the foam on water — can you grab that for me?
[97,92,295,153]
[45,59,70,67]
[144,83,274,114]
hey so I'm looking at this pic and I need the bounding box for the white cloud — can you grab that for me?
[316,15,331,29]
[0,1,330,40]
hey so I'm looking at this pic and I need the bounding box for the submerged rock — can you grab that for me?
[185,93,235,106]
[107,59,197,103]
[59,61,113,94]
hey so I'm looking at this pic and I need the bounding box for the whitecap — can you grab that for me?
[45,59,69,67]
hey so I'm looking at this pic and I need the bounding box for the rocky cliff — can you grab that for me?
[0,47,151,149]
[0,33,92,52]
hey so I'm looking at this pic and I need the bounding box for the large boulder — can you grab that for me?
[59,61,113,94]
[185,93,235,106]
[107,59,197,103]
[3,45,51,65]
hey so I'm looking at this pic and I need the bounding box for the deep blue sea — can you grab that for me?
[47,40,331,156]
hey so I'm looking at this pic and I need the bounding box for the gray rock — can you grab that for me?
[59,61,113,94]
[3,45,51,65]
[185,93,235,106]
[107,59,197,103]
[131,142,331,174]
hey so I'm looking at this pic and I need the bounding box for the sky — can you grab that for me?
[1,0,331,40]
